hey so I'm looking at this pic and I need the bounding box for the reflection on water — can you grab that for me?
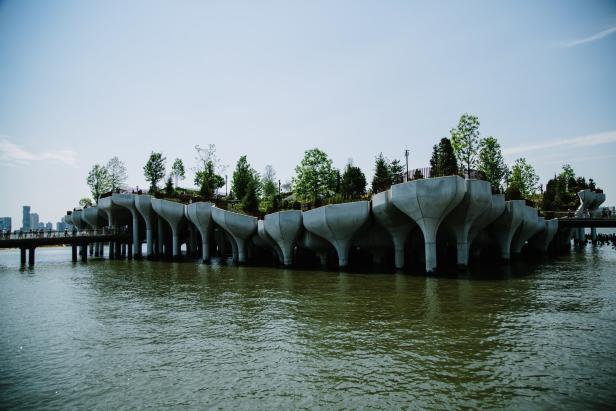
[1,247,615,409]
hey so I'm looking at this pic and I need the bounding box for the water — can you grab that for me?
[1,246,615,409]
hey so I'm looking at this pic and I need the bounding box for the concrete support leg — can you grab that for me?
[128,243,133,260]
[317,252,327,267]
[157,218,164,257]
[456,241,469,267]
[392,236,406,270]
[146,227,153,258]
[199,230,210,263]
[72,244,77,262]
[81,245,88,262]
[89,243,94,256]
[121,243,127,257]
[332,241,351,269]
[591,227,597,243]
[132,213,139,258]
[109,241,115,259]
[28,248,35,266]
[171,228,180,259]
[425,241,437,273]
[20,248,26,266]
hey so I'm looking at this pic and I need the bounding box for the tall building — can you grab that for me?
[57,221,66,231]
[0,217,11,232]
[45,222,53,230]
[30,213,39,231]
[22,205,31,231]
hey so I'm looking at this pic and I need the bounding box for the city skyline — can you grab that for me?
[1,1,615,224]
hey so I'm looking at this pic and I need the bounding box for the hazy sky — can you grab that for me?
[1,0,615,225]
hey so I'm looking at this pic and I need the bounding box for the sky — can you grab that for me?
[1,0,615,226]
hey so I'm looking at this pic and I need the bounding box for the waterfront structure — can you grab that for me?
[22,205,30,231]
[8,176,609,270]
[0,217,11,233]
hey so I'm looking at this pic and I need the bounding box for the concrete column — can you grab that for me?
[81,245,87,262]
[264,210,303,266]
[211,207,257,264]
[72,244,77,262]
[28,248,35,266]
[20,248,26,266]
[157,216,164,256]
[591,227,597,242]
[391,176,466,272]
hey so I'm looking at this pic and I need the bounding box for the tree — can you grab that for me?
[171,158,185,187]
[106,156,128,191]
[293,148,337,205]
[164,175,174,196]
[241,174,261,213]
[194,161,225,198]
[86,164,111,202]
[507,158,539,199]
[143,152,166,192]
[194,144,226,197]
[450,113,480,177]
[430,138,458,177]
[260,165,278,213]
[558,164,575,191]
[340,161,367,199]
[478,136,508,193]
[371,153,392,193]
[231,155,254,200]
[79,198,94,207]
[412,169,424,179]
[389,159,404,184]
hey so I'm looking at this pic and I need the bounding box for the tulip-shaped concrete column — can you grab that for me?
[487,200,525,260]
[135,195,156,258]
[112,193,141,257]
[211,207,257,264]
[441,179,492,267]
[589,192,605,242]
[372,190,416,269]
[256,220,283,264]
[299,230,333,266]
[264,210,302,266]
[391,176,466,272]
[511,207,541,254]
[576,190,595,242]
[71,209,86,231]
[151,198,186,258]
[529,219,559,252]
[302,201,370,268]
[468,194,506,247]
[185,202,214,262]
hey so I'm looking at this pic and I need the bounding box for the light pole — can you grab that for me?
[404,147,410,181]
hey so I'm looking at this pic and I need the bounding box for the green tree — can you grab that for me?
[231,155,254,200]
[194,161,225,198]
[143,152,166,192]
[293,148,337,205]
[478,136,508,193]
[450,113,480,177]
[371,153,392,193]
[86,164,111,202]
[79,197,94,207]
[107,156,128,191]
[241,174,261,213]
[171,158,185,187]
[194,144,226,197]
[340,161,367,199]
[164,175,174,196]
[389,159,404,184]
[558,164,575,191]
[430,138,458,177]
[412,169,424,179]
[507,158,539,199]
[260,165,278,213]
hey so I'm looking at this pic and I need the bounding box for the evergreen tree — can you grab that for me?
[231,155,253,200]
[260,165,278,213]
[430,138,458,177]
[389,159,404,184]
[241,175,260,213]
[341,161,367,199]
[371,153,392,193]
[164,175,174,196]
[412,169,424,179]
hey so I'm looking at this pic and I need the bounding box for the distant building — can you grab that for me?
[45,222,53,230]
[0,217,11,232]
[22,205,31,231]
[37,222,45,230]
[30,213,39,231]
[57,221,66,231]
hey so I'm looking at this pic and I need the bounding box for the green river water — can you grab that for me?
[1,246,615,409]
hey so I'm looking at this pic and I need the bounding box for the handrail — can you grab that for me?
[0,228,128,241]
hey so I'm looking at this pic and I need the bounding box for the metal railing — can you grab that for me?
[0,228,128,241]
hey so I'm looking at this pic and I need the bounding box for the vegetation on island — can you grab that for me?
[82,114,601,217]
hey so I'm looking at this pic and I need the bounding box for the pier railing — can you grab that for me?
[0,228,128,241]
